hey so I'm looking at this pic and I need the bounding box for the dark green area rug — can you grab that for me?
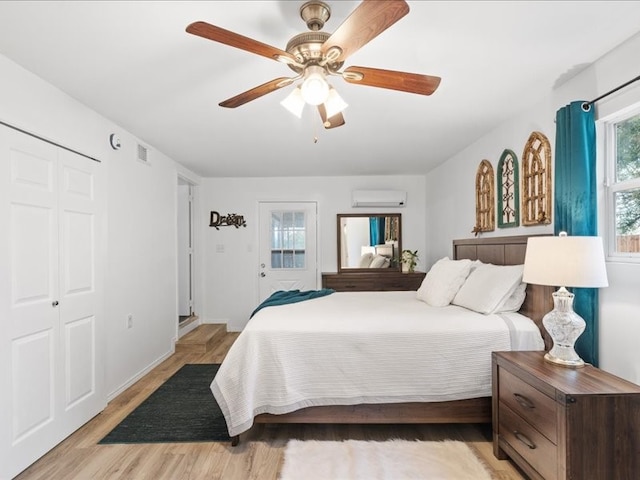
[99,364,231,444]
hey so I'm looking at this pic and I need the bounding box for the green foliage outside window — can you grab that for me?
[615,115,640,236]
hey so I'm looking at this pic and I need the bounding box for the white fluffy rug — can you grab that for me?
[279,439,492,480]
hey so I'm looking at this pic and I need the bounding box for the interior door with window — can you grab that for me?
[258,202,318,303]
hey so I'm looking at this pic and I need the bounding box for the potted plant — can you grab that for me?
[401,249,419,273]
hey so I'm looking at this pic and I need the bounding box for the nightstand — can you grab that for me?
[492,351,640,480]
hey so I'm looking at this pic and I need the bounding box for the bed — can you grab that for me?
[212,235,553,444]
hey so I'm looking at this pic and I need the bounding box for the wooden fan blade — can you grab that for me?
[219,77,294,108]
[343,66,441,95]
[317,104,345,129]
[186,21,297,65]
[321,0,409,63]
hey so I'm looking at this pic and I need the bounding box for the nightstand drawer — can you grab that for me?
[499,368,557,444]
[499,402,557,480]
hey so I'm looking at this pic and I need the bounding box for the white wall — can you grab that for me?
[201,175,426,331]
[0,53,202,399]
[425,32,640,384]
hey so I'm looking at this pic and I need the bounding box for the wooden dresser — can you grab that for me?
[492,351,640,480]
[321,271,425,292]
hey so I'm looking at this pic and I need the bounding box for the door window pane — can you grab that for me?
[270,210,306,269]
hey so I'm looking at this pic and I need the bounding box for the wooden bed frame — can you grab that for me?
[236,235,553,444]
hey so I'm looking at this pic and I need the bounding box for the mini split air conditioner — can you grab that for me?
[351,190,407,208]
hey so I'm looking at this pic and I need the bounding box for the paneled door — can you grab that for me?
[0,125,105,479]
[258,202,318,303]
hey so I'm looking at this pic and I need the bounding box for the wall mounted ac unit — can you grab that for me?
[351,190,407,208]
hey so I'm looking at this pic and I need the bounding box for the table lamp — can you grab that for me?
[523,232,609,367]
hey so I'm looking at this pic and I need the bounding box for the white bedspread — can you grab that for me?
[211,291,544,436]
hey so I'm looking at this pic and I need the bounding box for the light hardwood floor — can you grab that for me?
[15,329,527,480]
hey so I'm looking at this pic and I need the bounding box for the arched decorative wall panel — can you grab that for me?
[497,149,519,228]
[521,131,552,225]
[473,159,495,234]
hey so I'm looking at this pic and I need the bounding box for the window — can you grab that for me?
[270,211,306,269]
[605,108,640,259]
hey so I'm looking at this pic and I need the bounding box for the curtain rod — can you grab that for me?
[0,119,101,163]
[582,74,640,111]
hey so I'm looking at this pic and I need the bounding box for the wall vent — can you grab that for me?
[137,143,149,164]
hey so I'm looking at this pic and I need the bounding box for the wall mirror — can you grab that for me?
[337,213,402,272]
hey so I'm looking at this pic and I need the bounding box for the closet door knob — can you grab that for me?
[52,300,59,307]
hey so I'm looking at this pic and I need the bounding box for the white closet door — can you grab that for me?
[56,148,105,435]
[0,125,105,479]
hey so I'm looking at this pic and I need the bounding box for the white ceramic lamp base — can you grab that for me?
[542,287,586,368]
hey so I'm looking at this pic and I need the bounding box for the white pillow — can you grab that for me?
[452,263,524,314]
[369,255,390,268]
[495,282,527,313]
[416,257,473,307]
[358,252,373,268]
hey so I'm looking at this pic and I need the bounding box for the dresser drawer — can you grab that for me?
[499,402,558,480]
[321,272,425,292]
[322,276,369,291]
[499,367,557,444]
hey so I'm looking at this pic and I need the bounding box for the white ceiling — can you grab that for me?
[1,1,640,178]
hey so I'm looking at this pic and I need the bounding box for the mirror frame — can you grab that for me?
[337,213,402,273]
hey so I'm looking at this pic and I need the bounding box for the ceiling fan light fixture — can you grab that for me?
[187,0,440,129]
[281,86,305,118]
[301,65,330,105]
[324,87,348,118]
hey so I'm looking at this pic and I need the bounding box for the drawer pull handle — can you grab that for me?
[514,431,537,450]
[514,393,535,409]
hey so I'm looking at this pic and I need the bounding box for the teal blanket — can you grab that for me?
[250,289,335,318]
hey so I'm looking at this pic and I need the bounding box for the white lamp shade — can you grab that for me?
[280,87,305,118]
[523,235,609,288]
[324,87,348,118]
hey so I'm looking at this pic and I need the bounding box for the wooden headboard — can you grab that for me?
[453,235,553,349]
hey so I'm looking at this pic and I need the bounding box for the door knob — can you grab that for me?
[260,272,266,277]
[52,300,59,307]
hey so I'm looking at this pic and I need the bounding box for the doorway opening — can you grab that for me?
[177,177,198,333]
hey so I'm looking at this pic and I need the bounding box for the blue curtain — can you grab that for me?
[369,217,384,246]
[554,100,599,365]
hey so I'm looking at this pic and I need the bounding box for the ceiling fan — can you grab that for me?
[186,0,441,129]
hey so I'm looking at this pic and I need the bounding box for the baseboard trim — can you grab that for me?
[106,347,175,402]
